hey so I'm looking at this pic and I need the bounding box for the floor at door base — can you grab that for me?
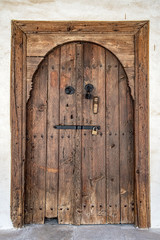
[1,224,159,240]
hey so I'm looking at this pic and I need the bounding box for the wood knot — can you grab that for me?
[38,104,46,112]
[67,25,74,31]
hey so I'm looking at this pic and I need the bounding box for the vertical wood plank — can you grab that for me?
[58,43,76,224]
[10,23,24,228]
[81,43,106,224]
[45,48,60,218]
[135,23,150,228]
[25,82,34,224]
[134,32,139,228]
[33,59,48,223]
[106,50,120,223]
[25,58,48,224]
[119,64,134,223]
[22,33,27,225]
[73,44,83,225]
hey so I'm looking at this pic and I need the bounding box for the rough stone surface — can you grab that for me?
[0,222,160,240]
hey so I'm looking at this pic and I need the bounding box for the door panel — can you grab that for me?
[73,44,83,225]
[58,43,77,224]
[81,43,106,224]
[25,58,48,224]
[25,41,134,225]
[106,51,120,223]
[119,64,134,223]
[46,48,60,218]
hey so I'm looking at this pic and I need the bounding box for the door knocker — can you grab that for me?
[85,84,94,99]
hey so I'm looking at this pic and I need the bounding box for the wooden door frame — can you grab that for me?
[10,20,150,228]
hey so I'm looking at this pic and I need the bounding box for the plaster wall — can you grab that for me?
[0,0,160,229]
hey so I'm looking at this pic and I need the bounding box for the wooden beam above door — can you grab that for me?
[13,20,148,34]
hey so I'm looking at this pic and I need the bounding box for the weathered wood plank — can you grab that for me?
[106,50,120,224]
[73,44,83,225]
[27,57,44,101]
[58,43,76,224]
[25,59,48,224]
[14,20,147,34]
[119,64,134,223]
[27,57,44,79]
[32,59,48,223]
[10,23,24,228]
[22,33,27,226]
[135,22,150,228]
[27,34,134,57]
[25,80,34,224]
[45,48,60,218]
[134,31,139,228]
[81,43,106,224]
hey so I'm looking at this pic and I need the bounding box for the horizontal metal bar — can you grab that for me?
[53,125,100,130]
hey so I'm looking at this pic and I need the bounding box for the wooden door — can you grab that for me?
[25,42,134,225]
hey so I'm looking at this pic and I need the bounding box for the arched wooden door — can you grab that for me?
[25,42,134,225]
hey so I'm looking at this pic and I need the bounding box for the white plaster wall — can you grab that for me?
[0,0,160,229]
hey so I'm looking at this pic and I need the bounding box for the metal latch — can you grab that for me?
[54,125,100,130]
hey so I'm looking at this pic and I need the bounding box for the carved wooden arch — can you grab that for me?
[27,35,135,99]
[27,40,133,102]
[11,21,150,228]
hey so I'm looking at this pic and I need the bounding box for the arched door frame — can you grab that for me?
[10,21,150,228]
